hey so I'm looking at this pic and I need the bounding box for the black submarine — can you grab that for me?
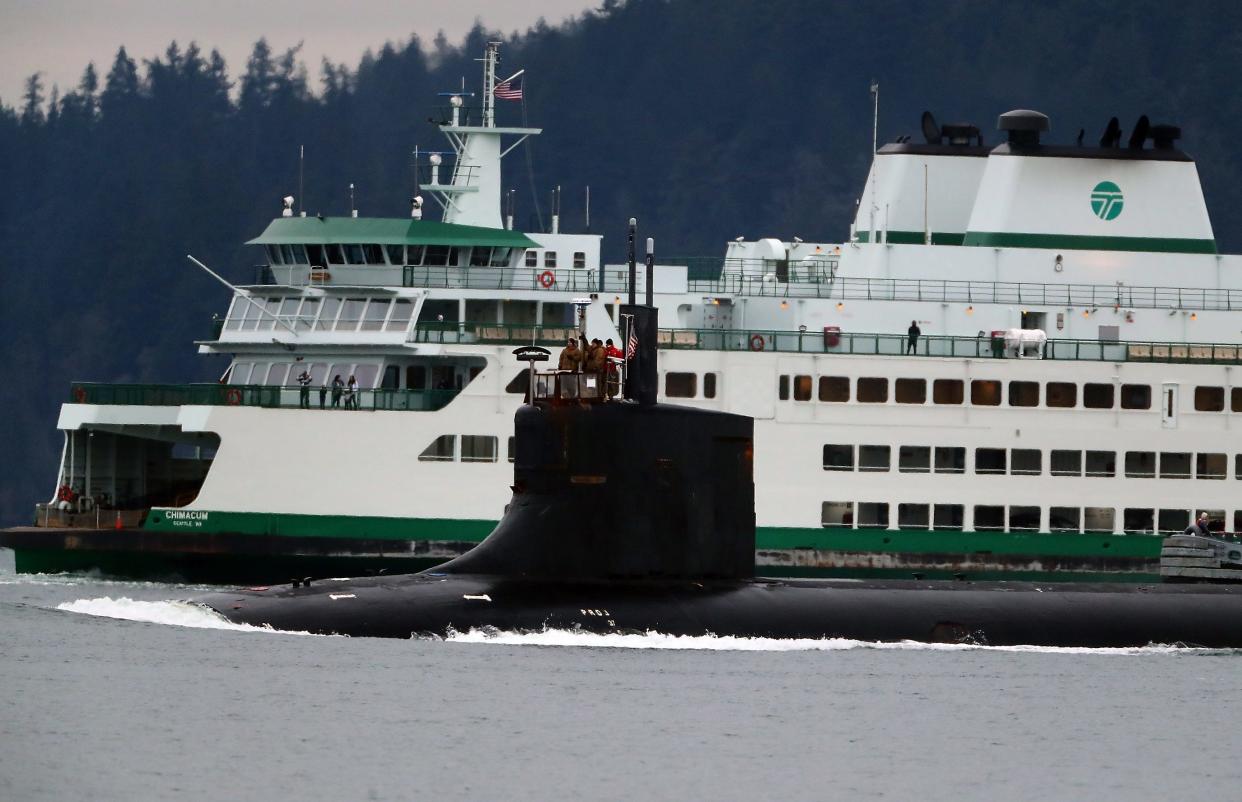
[197,228,1242,648]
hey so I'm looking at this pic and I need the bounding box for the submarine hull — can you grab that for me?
[197,574,1242,648]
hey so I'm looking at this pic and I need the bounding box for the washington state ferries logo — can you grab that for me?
[1090,181,1124,220]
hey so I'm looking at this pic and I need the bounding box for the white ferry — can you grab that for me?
[5,44,1242,583]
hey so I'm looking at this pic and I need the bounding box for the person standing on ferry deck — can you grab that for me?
[296,368,312,409]
[558,338,582,372]
[1185,511,1211,537]
[346,375,359,409]
[331,374,344,408]
[907,320,921,354]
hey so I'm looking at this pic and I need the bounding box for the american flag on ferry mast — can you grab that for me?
[626,323,638,360]
[494,75,523,101]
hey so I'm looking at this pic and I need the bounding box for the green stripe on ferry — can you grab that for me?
[962,231,1217,254]
[145,510,1163,559]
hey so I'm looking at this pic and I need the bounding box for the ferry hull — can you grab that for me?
[197,573,1242,648]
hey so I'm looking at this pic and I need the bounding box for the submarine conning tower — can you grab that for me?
[434,224,756,582]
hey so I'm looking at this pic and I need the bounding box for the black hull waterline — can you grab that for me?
[196,574,1242,648]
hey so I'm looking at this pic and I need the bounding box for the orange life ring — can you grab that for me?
[72,386,87,403]
[539,270,555,289]
[225,388,242,406]
[749,334,765,351]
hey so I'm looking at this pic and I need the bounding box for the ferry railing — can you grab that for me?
[403,265,603,291]
[410,322,1242,365]
[67,383,460,411]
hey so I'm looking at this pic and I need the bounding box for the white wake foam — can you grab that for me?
[56,596,313,635]
[444,627,1199,655]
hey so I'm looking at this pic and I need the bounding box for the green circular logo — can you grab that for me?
[1091,181,1123,220]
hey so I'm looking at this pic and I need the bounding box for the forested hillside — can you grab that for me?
[2,0,1241,522]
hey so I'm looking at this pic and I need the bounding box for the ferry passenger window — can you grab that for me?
[507,436,516,463]
[1085,451,1115,477]
[1123,508,1155,534]
[1008,381,1039,407]
[345,244,366,265]
[975,448,1006,475]
[505,371,530,395]
[491,248,511,267]
[1203,510,1225,533]
[856,377,888,403]
[818,376,849,402]
[793,375,812,401]
[306,244,325,267]
[778,375,790,401]
[821,501,854,528]
[898,446,930,473]
[1011,449,1041,476]
[934,447,965,474]
[895,378,926,404]
[970,380,1001,406]
[230,362,253,385]
[666,372,698,398]
[418,434,456,462]
[280,244,295,264]
[338,298,366,331]
[297,298,320,331]
[1049,507,1081,532]
[308,363,328,387]
[329,363,352,390]
[544,252,557,268]
[525,250,538,267]
[361,299,390,331]
[1124,451,1156,478]
[407,245,425,265]
[822,445,854,471]
[858,445,891,472]
[407,365,427,390]
[326,244,345,265]
[1083,383,1114,409]
[470,247,494,267]
[1009,506,1040,532]
[224,297,243,330]
[1050,450,1082,477]
[898,504,930,528]
[933,504,964,530]
[386,299,414,332]
[278,297,300,325]
[704,373,718,399]
[1159,452,1191,479]
[933,379,963,405]
[460,436,498,463]
[974,505,1005,532]
[353,364,378,389]
[1046,382,1077,408]
[1120,384,1151,410]
[573,252,586,269]
[317,297,341,331]
[1233,388,1242,412]
[1197,453,1227,480]
[1085,507,1115,533]
[266,245,283,265]
[290,245,308,264]
[857,503,889,528]
[380,366,399,390]
[256,298,280,331]
[265,363,289,386]
[424,245,451,266]
[1158,509,1190,534]
[385,245,404,265]
[1195,386,1225,411]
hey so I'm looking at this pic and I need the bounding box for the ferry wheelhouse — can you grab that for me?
[6,51,1242,583]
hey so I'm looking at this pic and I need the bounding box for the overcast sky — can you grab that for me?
[0,0,600,106]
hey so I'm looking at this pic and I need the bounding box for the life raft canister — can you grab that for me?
[749,334,765,351]
[539,270,555,289]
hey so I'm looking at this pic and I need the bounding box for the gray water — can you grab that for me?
[2,549,1240,802]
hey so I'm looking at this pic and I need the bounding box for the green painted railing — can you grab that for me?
[413,322,1242,365]
[68,383,459,411]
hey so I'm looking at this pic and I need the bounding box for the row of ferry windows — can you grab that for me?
[223,296,414,333]
[267,243,514,268]
[780,376,1161,409]
[821,502,1235,535]
[231,361,381,389]
[822,445,1235,480]
[525,250,588,269]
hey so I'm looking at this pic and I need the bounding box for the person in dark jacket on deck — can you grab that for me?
[1185,511,1212,537]
[907,321,921,354]
[558,338,582,372]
